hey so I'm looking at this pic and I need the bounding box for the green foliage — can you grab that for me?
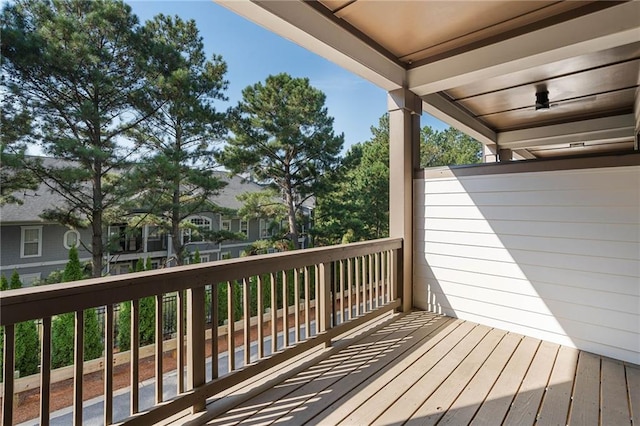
[1,0,166,277]
[315,114,483,245]
[220,73,343,249]
[0,89,39,206]
[314,115,389,245]
[193,248,201,264]
[10,270,22,289]
[118,258,155,350]
[128,14,229,265]
[1,274,41,377]
[52,248,103,367]
[62,246,84,282]
[420,127,482,167]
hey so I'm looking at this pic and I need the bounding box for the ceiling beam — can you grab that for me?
[214,0,406,91]
[497,114,636,150]
[408,1,640,95]
[421,93,496,146]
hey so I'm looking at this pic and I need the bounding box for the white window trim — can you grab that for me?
[21,225,43,258]
[182,215,212,244]
[240,220,248,236]
[221,219,231,232]
[63,229,81,250]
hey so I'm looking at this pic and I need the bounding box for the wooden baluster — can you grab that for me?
[375,252,380,308]
[227,281,235,372]
[318,262,332,347]
[314,265,320,336]
[2,324,15,425]
[39,317,51,426]
[270,273,277,354]
[176,291,184,393]
[386,250,392,303]
[74,310,84,424]
[257,275,264,359]
[103,306,113,425]
[243,278,251,366]
[355,257,361,316]
[294,270,301,343]
[211,284,219,379]
[368,254,374,312]
[282,271,289,348]
[130,300,139,414]
[155,294,163,404]
[304,267,310,339]
[338,260,344,324]
[347,258,353,321]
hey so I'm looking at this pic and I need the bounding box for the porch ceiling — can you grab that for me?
[216,0,640,159]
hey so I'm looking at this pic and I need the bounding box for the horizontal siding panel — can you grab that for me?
[424,189,638,207]
[423,205,639,224]
[423,291,639,354]
[413,266,639,314]
[422,230,638,260]
[415,257,639,297]
[423,167,636,194]
[423,242,639,276]
[424,279,637,333]
[419,218,639,243]
[414,164,640,363]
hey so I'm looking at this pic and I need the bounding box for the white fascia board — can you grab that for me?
[214,0,405,91]
[408,1,640,95]
[421,94,497,146]
[497,114,636,150]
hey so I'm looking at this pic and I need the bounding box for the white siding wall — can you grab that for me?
[414,165,640,364]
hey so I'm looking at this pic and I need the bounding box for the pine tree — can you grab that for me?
[220,73,343,249]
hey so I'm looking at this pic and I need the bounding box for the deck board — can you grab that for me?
[537,345,579,425]
[470,336,540,425]
[568,351,600,425]
[178,312,637,426]
[601,358,632,425]
[502,340,559,425]
[628,364,640,424]
[437,332,522,426]
[339,322,485,425]
[401,328,508,426]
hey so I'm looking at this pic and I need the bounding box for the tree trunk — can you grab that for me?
[91,163,103,278]
[172,186,183,265]
[284,182,299,250]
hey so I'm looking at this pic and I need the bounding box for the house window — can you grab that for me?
[221,220,231,232]
[21,226,42,258]
[147,225,161,242]
[240,220,248,236]
[182,216,212,244]
[18,273,41,286]
[259,219,270,238]
[63,229,80,249]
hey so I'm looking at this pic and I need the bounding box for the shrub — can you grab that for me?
[52,247,103,368]
[118,258,155,350]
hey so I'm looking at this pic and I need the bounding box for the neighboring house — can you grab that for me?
[0,158,313,285]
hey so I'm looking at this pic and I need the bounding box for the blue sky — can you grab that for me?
[129,1,449,152]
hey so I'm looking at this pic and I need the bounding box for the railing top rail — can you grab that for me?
[0,237,402,325]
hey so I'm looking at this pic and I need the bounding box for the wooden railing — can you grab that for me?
[0,238,402,425]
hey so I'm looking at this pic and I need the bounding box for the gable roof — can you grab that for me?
[0,157,269,224]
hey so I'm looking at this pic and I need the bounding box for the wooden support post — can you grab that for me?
[186,286,206,413]
[388,88,420,312]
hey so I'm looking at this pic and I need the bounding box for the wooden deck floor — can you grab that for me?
[181,311,639,426]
